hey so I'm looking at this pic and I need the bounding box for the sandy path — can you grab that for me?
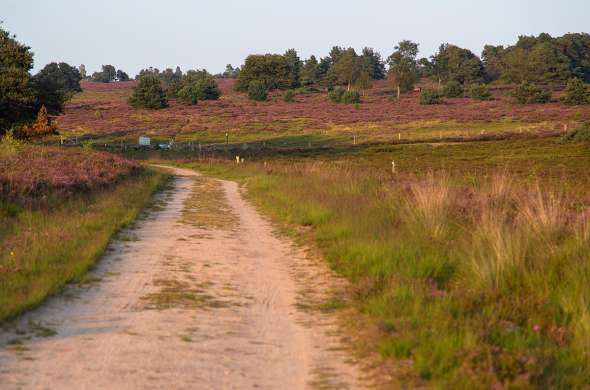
[0,166,365,389]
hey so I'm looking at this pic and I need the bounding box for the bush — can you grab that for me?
[469,84,493,100]
[328,87,360,104]
[129,75,168,109]
[443,80,464,98]
[19,105,57,138]
[177,83,199,105]
[247,80,268,101]
[165,79,183,99]
[195,77,221,100]
[511,82,552,104]
[283,90,296,102]
[0,129,24,158]
[328,87,344,103]
[419,88,444,105]
[561,78,590,105]
[563,122,590,142]
[341,90,361,104]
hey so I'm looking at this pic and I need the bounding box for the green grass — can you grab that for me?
[168,138,590,388]
[0,170,169,323]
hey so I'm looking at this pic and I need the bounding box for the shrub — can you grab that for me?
[129,75,168,109]
[0,129,24,158]
[561,78,590,105]
[177,83,199,105]
[443,80,464,98]
[328,87,345,103]
[419,88,444,105]
[19,105,57,138]
[469,84,493,100]
[283,90,296,103]
[247,80,268,101]
[0,146,141,201]
[563,122,590,142]
[511,82,552,104]
[341,90,361,104]
[165,79,183,99]
[328,87,360,104]
[195,76,221,100]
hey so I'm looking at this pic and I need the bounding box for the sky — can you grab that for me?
[3,0,590,76]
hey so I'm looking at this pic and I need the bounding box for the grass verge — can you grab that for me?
[0,170,169,323]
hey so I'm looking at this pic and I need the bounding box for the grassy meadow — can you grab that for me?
[166,135,590,388]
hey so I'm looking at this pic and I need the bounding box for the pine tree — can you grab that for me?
[129,75,168,109]
[0,26,35,134]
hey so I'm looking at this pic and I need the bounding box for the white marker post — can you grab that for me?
[391,160,396,174]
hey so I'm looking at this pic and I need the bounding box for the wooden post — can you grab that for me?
[353,135,356,145]
[398,133,401,141]
[391,161,396,174]
[226,133,229,144]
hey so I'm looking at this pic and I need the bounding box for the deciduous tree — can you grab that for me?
[388,40,420,98]
[430,44,485,86]
[116,69,130,81]
[235,54,291,92]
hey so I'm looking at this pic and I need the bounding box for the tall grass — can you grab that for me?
[185,159,590,388]
[0,171,168,322]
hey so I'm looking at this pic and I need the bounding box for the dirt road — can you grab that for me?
[0,167,365,389]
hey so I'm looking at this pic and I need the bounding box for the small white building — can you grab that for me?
[139,136,151,146]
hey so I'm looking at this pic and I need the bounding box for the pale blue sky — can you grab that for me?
[3,0,589,76]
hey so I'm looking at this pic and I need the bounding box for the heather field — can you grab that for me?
[0,144,168,322]
[0,146,141,202]
[55,80,590,146]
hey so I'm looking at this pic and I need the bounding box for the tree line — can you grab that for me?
[233,32,590,103]
[86,64,130,83]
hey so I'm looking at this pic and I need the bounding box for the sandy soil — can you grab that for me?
[0,166,366,389]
